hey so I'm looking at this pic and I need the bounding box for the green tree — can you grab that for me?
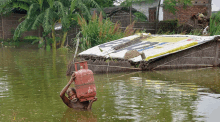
[120,0,192,15]
[11,0,60,49]
[93,0,114,7]
[0,0,102,49]
[60,0,102,48]
[163,0,192,14]
[77,12,136,50]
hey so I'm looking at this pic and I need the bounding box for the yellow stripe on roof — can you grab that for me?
[145,42,198,61]
[141,36,189,42]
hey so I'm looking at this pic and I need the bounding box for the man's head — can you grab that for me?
[66,88,77,100]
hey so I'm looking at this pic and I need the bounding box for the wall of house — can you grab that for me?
[163,0,211,25]
[110,10,136,27]
[0,13,40,40]
[149,7,157,22]
[132,1,159,20]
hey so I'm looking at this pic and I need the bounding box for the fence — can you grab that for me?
[65,20,178,46]
[0,13,40,40]
[0,13,177,46]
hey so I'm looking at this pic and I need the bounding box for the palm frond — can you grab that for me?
[53,1,69,31]
[77,0,91,19]
[43,8,58,32]
[0,0,12,6]
[13,20,25,40]
[83,0,102,11]
[12,1,29,11]
[31,12,44,30]
[70,0,77,12]
[26,3,40,18]
[43,8,52,32]
[20,3,40,31]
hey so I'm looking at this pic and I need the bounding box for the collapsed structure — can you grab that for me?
[66,33,220,74]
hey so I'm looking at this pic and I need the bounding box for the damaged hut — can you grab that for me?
[67,33,220,75]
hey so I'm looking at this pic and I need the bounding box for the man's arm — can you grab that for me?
[60,74,75,107]
[87,97,97,110]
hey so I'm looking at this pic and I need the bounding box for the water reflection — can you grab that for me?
[0,48,220,121]
[61,108,97,122]
[110,77,199,121]
[95,69,220,121]
[0,79,9,98]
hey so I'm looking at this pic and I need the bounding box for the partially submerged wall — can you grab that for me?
[144,37,220,70]
[0,13,40,40]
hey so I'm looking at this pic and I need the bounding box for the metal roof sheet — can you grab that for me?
[79,33,218,63]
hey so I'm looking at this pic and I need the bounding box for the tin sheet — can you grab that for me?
[79,33,217,62]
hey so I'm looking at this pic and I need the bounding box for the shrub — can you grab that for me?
[210,12,220,36]
[77,12,136,50]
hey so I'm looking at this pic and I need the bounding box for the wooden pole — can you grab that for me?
[130,6,132,24]
[155,0,161,33]
[1,14,4,40]
[214,40,219,66]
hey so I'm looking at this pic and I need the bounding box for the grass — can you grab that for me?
[210,11,220,36]
[76,12,137,50]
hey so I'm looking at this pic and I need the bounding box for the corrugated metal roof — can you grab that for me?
[79,33,218,63]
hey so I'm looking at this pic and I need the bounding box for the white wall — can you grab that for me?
[132,1,159,19]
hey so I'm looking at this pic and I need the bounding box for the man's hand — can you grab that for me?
[87,97,97,110]
[92,97,97,102]
[71,72,75,78]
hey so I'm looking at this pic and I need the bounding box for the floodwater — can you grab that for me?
[1,46,220,122]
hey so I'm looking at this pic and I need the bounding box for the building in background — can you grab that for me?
[163,0,212,25]
[132,0,160,22]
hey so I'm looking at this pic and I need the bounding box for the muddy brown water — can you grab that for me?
[0,47,220,121]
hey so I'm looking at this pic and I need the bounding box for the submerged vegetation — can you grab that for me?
[0,0,138,51]
[0,0,102,50]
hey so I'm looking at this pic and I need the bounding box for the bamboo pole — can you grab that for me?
[155,0,161,33]
[214,41,219,66]
[1,14,4,40]
[130,6,132,24]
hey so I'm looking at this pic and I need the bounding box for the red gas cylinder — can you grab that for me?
[73,61,96,102]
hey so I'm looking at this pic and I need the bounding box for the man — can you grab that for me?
[60,74,97,110]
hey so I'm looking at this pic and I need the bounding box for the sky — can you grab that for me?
[212,0,220,11]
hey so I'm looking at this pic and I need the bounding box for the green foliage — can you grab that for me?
[134,12,148,22]
[163,0,192,14]
[121,0,155,7]
[4,0,102,49]
[156,19,178,34]
[188,29,203,36]
[93,0,114,7]
[210,12,220,36]
[121,0,192,15]
[0,0,37,15]
[77,13,136,50]
[24,36,40,41]
[1,38,19,47]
